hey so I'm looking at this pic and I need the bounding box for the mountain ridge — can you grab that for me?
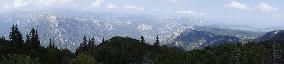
[0,11,264,51]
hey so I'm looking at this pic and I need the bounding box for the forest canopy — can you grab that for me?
[0,25,283,64]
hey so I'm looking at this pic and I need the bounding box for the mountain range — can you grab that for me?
[0,10,268,51]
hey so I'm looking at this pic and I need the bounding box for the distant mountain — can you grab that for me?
[167,26,262,50]
[0,10,263,51]
[257,30,284,42]
[171,30,239,50]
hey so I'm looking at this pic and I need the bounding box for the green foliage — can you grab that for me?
[150,45,185,64]
[182,43,283,64]
[9,25,24,46]
[25,28,41,50]
[72,53,96,64]
[0,54,41,64]
[8,25,24,53]
[0,25,75,64]
[96,36,149,64]
[76,36,88,54]
[1,25,284,64]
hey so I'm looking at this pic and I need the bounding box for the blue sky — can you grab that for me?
[0,0,283,27]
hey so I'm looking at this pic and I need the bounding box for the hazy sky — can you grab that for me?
[0,0,283,27]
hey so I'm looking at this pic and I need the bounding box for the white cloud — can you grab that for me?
[3,0,73,9]
[106,3,144,11]
[224,1,279,14]
[122,5,144,10]
[91,0,102,8]
[224,1,250,10]
[175,10,205,16]
[107,3,120,9]
[168,0,183,6]
[13,0,28,8]
[257,2,278,13]
[39,0,57,6]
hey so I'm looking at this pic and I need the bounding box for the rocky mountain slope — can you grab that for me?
[0,10,263,51]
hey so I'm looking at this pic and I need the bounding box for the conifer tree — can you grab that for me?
[0,36,5,40]
[154,35,160,46]
[88,37,96,47]
[87,37,97,57]
[25,28,41,50]
[76,36,88,54]
[9,25,24,47]
[140,36,145,43]
[82,36,88,47]
[47,38,56,49]
[101,37,105,43]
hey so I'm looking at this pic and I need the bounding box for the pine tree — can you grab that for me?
[88,37,96,47]
[9,25,24,47]
[25,28,41,50]
[0,36,5,40]
[76,36,88,54]
[82,36,88,47]
[154,35,160,46]
[140,36,145,43]
[8,25,24,53]
[87,37,97,57]
[47,38,56,49]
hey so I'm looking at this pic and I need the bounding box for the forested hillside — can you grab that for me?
[0,25,283,64]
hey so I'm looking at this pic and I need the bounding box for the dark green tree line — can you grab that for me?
[0,24,284,64]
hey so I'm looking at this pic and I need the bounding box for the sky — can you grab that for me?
[0,0,283,27]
